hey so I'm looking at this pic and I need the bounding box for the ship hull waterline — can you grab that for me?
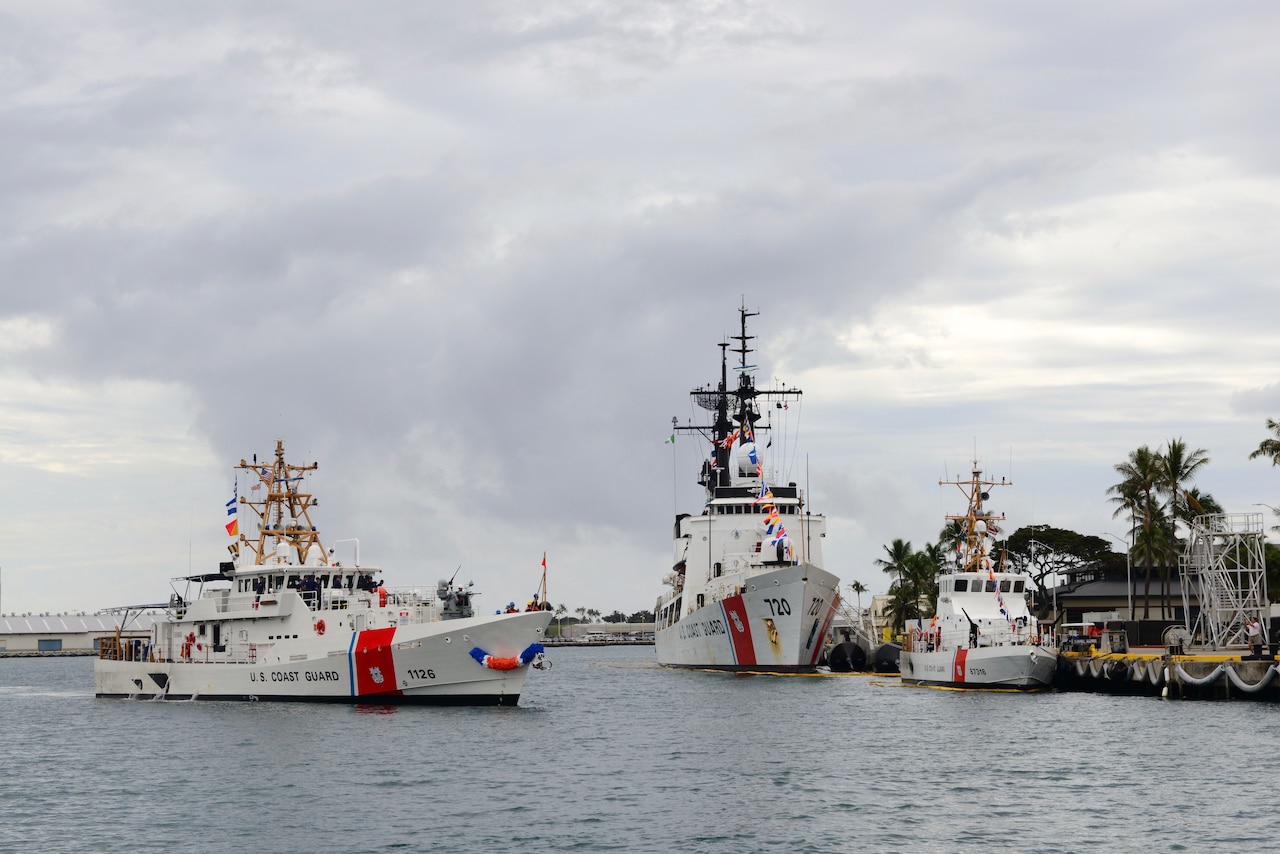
[95,611,551,706]
[656,565,840,673]
[899,645,1057,691]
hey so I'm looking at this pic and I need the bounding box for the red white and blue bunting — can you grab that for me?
[469,642,546,671]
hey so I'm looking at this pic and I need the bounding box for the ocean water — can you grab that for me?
[2,647,1279,854]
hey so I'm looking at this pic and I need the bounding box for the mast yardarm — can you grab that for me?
[941,461,1010,574]
[234,439,326,566]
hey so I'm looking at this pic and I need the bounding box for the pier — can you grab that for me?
[1057,648,1280,700]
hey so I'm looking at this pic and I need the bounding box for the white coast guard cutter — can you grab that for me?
[654,306,841,672]
[898,462,1056,690]
[95,440,551,704]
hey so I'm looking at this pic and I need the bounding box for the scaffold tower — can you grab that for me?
[1180,512,1269,649]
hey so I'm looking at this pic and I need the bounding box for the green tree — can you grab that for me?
[554,603,567,637]
[911,543,944,616]
[1249,418,1280,467]
[1183,487,1222,517]
[848,580,868,611]
[1004,525,1123,621]
[1156,437,1209,615]
[1108,445,1166,619]
[875,538,913,592]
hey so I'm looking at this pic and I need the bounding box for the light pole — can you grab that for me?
[1102,532,1132,621]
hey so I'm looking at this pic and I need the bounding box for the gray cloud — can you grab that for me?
[3,2,1280,613]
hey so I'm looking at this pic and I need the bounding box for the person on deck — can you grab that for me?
[1246,617,1263,656]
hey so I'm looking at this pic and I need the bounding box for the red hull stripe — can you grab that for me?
[808,596,841,666]
[721,596,757,666]
[353,627,402,698]
[953,648,968,684]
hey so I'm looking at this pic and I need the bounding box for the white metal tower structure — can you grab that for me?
[1180,512,1268,649]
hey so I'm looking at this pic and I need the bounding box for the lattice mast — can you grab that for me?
[1181,512,1268,649]
[675,303,803,494]
[234,439,327,566]
[941,462,1010,574]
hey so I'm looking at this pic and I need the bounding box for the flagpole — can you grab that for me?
[669,417,678,519]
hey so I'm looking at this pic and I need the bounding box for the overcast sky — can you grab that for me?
[3,2,1280,618]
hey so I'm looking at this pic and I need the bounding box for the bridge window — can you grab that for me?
[953,579,968,592]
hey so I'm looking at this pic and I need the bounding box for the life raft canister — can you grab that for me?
[315,619,326,636]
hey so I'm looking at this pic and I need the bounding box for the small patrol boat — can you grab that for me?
[898,461,1056,690]
[655,305,841,672]
[95,440,552,704]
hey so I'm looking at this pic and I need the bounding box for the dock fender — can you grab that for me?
[1224,663,1278,693]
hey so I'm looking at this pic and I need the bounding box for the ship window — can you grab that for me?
[197,624,206,636]
[986,580,996,593]
[333,575,343,589]
[696,594,705,609]
[953,579,968,592]
[1000,580,1011,593]
[1013,580,1025,593]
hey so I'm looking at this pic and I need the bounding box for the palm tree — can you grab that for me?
[885,583,918,635]
[1157,438,1209,616]
[554,603,567,637]
[936,522,963,569]
[1160,437,1210,530]
[1108,445,1164,619]
[903,548,941,623]
[1182,487,1222,518]
[848,580,868,611]
[1249,418,1280,466]
[575,606,587,624]
[586,608,600,624]
[875,538,913,591]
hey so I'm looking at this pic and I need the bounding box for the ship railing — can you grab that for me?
[96,634,156,662]
[150,640,272,665]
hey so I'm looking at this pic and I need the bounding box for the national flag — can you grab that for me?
[665,433,675,444]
